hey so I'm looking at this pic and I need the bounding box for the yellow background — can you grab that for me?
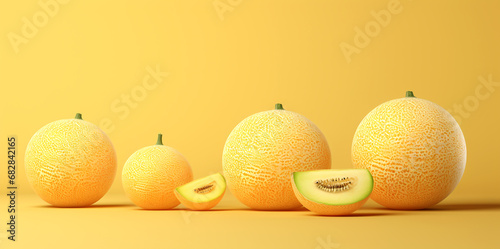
[1,0,499,248]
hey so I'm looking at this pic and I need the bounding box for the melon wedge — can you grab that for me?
[175,173,226,210]
[292,169,373,215]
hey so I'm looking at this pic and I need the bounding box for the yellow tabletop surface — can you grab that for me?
[3,193,499,249]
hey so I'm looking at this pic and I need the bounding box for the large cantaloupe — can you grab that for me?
[25,113,117,207]
[122,134,193,209]
[223,103,331,210]
[352,91,466,209]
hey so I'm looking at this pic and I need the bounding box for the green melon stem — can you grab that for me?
[406,91,416,97]
[275,103,284,110]
[156,133,163,145]
[75,113,83,119]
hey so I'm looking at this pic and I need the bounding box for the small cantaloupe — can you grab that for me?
[292,169,373,215]
[122,134,193,209]
[223,103,331,210]
[174,173,226,211]
[25,113,117,207]
[352,91,466,209]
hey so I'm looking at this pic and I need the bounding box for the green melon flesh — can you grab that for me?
[176,173,226,203]
[293,169,373,205]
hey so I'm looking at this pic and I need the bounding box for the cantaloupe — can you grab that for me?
[25,113,117,207]
[222,103,331,210]
[122,134,193,209]
[352,91,466,209]
[292,169,373,215]
[174,173,226,211]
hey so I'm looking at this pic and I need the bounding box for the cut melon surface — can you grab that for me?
[292,169,373,215]
[175,173,226,210]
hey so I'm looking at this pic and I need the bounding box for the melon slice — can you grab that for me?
[175,173,226,210]
[292,169,373,215]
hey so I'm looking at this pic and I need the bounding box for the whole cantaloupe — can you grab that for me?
[122,134,193,209]
[25,113,117,207]
[352,91,466,209]
[223,103,331,210]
